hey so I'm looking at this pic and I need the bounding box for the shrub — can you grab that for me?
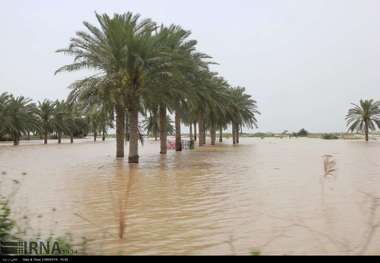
[322,133,339,140]
[0,198,16,241]
[250,249,261,256]
[297,128,309,137]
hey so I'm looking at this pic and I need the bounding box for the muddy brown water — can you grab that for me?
[1,138,380,255]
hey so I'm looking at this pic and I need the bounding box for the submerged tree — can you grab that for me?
[346,99,380,141]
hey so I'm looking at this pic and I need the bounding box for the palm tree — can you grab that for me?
[0,93,11,140]
[143,24,211,154]
[346,99,380,141]
[36,100,55,144]
[143,111,160,141]
[99,107,113,142]
[72,116,90,139]
[87,106,101,142]
[0,95,37,145]
[203,76,231,146]
[56,12,161,163]
[52,100,68,144]
[187,69,223,147]
[64,104,79,144]
[166,115,175,136]
[227,87,260,144]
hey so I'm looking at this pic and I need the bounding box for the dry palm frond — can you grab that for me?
[323,155,336,178]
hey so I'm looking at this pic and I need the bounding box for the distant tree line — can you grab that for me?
[0,93,111,145]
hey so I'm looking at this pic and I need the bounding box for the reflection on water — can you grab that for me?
[1,138,380,255]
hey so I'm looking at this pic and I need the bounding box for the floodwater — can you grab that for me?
[1,137,380,255]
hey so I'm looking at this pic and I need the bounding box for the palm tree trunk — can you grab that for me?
[194,122,197,141]
[159,104,167,154]
[232,123,236,145]
[58,132,62,144]
[219,126,223,143]
[236,124,240,144]
[93,130,97,142]
[102,128,106,142]
[211,124,216,145]
[198,113,204,147]
[44,130,48,145]
[189,123,193,141]
[128,105,139,164]
[154,110,159,141]
[203,123,207,145]
[125,111,129,142]
[116,105,125,158]
[13,135,19,146]
[70,135,74,144]
[365,121,369,142]
[27,131,30,141]
[175,111,182,152]
[154,128,158,141]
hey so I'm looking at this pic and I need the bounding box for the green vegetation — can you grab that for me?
[250,249,262,256]
[1,179,84,255]
[143,114,174,140]
[0,198,16,242]
[0,94,38,145]
[346,99,380,141]
[321,133,339,140]
[0,204,78,255]
[295,128,309,137]
[0,94,112,144]
[244,132,275,138]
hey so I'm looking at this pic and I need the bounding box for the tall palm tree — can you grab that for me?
[188,69,222,147]
[203,76,231,145]
[36,100,55,144]
[346,99,380,141]
[142,24,210,154]
[56,12,161,163]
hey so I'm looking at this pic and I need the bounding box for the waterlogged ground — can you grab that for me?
[1,137,380,255]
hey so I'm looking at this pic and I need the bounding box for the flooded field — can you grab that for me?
[1,138,380,255]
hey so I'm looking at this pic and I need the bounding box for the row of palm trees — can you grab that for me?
[0,86,256,147]
[55,12,260,163]
[0,93,113,145]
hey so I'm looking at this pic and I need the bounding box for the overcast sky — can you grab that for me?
[1,0,380,132]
